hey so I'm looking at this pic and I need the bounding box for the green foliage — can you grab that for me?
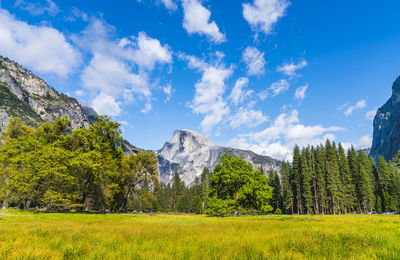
[0,116,159,212]
[285,141,400,215]
[206,154,273,216]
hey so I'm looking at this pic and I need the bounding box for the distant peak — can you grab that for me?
[170,129,214,147]
[392,75,400,96]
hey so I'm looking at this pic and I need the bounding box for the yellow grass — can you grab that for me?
[0,210,399,259]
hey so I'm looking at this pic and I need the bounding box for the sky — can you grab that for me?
[1,0,400,161]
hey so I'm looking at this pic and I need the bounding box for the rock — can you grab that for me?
[0,55,283,186]
[157,129,282,185]
[371,75,400,161]
[0,55,92,131]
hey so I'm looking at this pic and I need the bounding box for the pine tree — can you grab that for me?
[281,162,294,214]
[325,140,341,214]
[348,146,361,212]
[314,146,327,214]
[268,170,282,212]
[357,151,375,213]
[292,145,302,214]
[338,143,355,213]
[301,148,313,214]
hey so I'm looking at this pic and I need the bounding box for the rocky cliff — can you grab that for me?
[157,129,282,185]
[0,55,92,131]
[0,55,282,186]
[371,75,400,161]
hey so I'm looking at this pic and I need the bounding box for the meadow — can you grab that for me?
[0,210,400,259]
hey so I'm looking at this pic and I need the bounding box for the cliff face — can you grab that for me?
[157,129,282,185]
[0,55,92,131]
[371,76,400,161]
[0,56,282,186]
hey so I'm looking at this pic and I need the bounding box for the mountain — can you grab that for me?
[0,55,282,185]
[371,75,400,161]
[0,55,92,131]
[157,129,282,185]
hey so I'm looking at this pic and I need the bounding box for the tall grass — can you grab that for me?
[0,210,399,259]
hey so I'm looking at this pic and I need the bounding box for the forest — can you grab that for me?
[1,117,400,215]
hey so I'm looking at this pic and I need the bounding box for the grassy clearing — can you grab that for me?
[0,210,399,259]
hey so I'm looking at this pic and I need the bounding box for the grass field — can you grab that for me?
[0,210,400,259]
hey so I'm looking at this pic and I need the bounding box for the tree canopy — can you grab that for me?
[206,154,273,216]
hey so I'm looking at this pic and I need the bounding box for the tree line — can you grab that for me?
[267,141,400,215]
[0,117,159,212]
[2,117,400,215]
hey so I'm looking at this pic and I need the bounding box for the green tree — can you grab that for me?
[206,154,273,216]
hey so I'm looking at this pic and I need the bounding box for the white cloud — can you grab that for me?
[141,103,152,113]
[229,77,250,106]
[242,46,265,76]
[344,100,367,116]
[75,90,85,97]
[69,7,89,22]
[15,0,59,17]
[229,107,268,129]
[182,0,226,43]
[92,93,122,116]
[294,84,308,100]
[72,18,172,116]
[365,109,377,120]
[243,0,289,35]
[259,79,289,100]
[228,110,344,161]
[163,83,173,102]
[129,32,172,70]
[161,0,178,11]
[181,53,232,132]
[0,8,80,76]
[358,135,372,149]
[277,59,307,77]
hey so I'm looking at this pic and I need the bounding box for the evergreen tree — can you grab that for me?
[268,170,282,212]
[357,151,375,213]
[338,143,355,213]
[292,145,302,214]
[301,148,313,214]
[281,162,294,214]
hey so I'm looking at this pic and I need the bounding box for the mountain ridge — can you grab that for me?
[371,75,400,161]
[0,55,282,185]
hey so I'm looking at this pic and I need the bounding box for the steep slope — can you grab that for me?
[0,55,282,186]
[0,56,91,131]
[371,75,400,161]
[157,130,282,184]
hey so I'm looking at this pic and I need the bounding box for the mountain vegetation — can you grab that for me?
[2,116,400,215]
[0,116,159,212]
[269,141,400,214]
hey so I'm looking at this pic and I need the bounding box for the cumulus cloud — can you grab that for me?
[162,83,173,102]
[92,92,122,116]
[182,0,226,43]
[14,0,59,17]
[259,79,289,100]
[72,18,172,116]
[180,53,232,132]
[161,0,178,11]
[358,135,372,149]
[228,110,344,161]
[365,109,377,120]
[242,46,265,76]
[0,8,80,76]
[243,0,289,35]
[295,84,308,100]
[343,100,367,116]
[229,77,250,106]
[277,59,307,77]
[229,107,268,129]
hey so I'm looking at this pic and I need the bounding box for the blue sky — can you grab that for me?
[1,0,400,160]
